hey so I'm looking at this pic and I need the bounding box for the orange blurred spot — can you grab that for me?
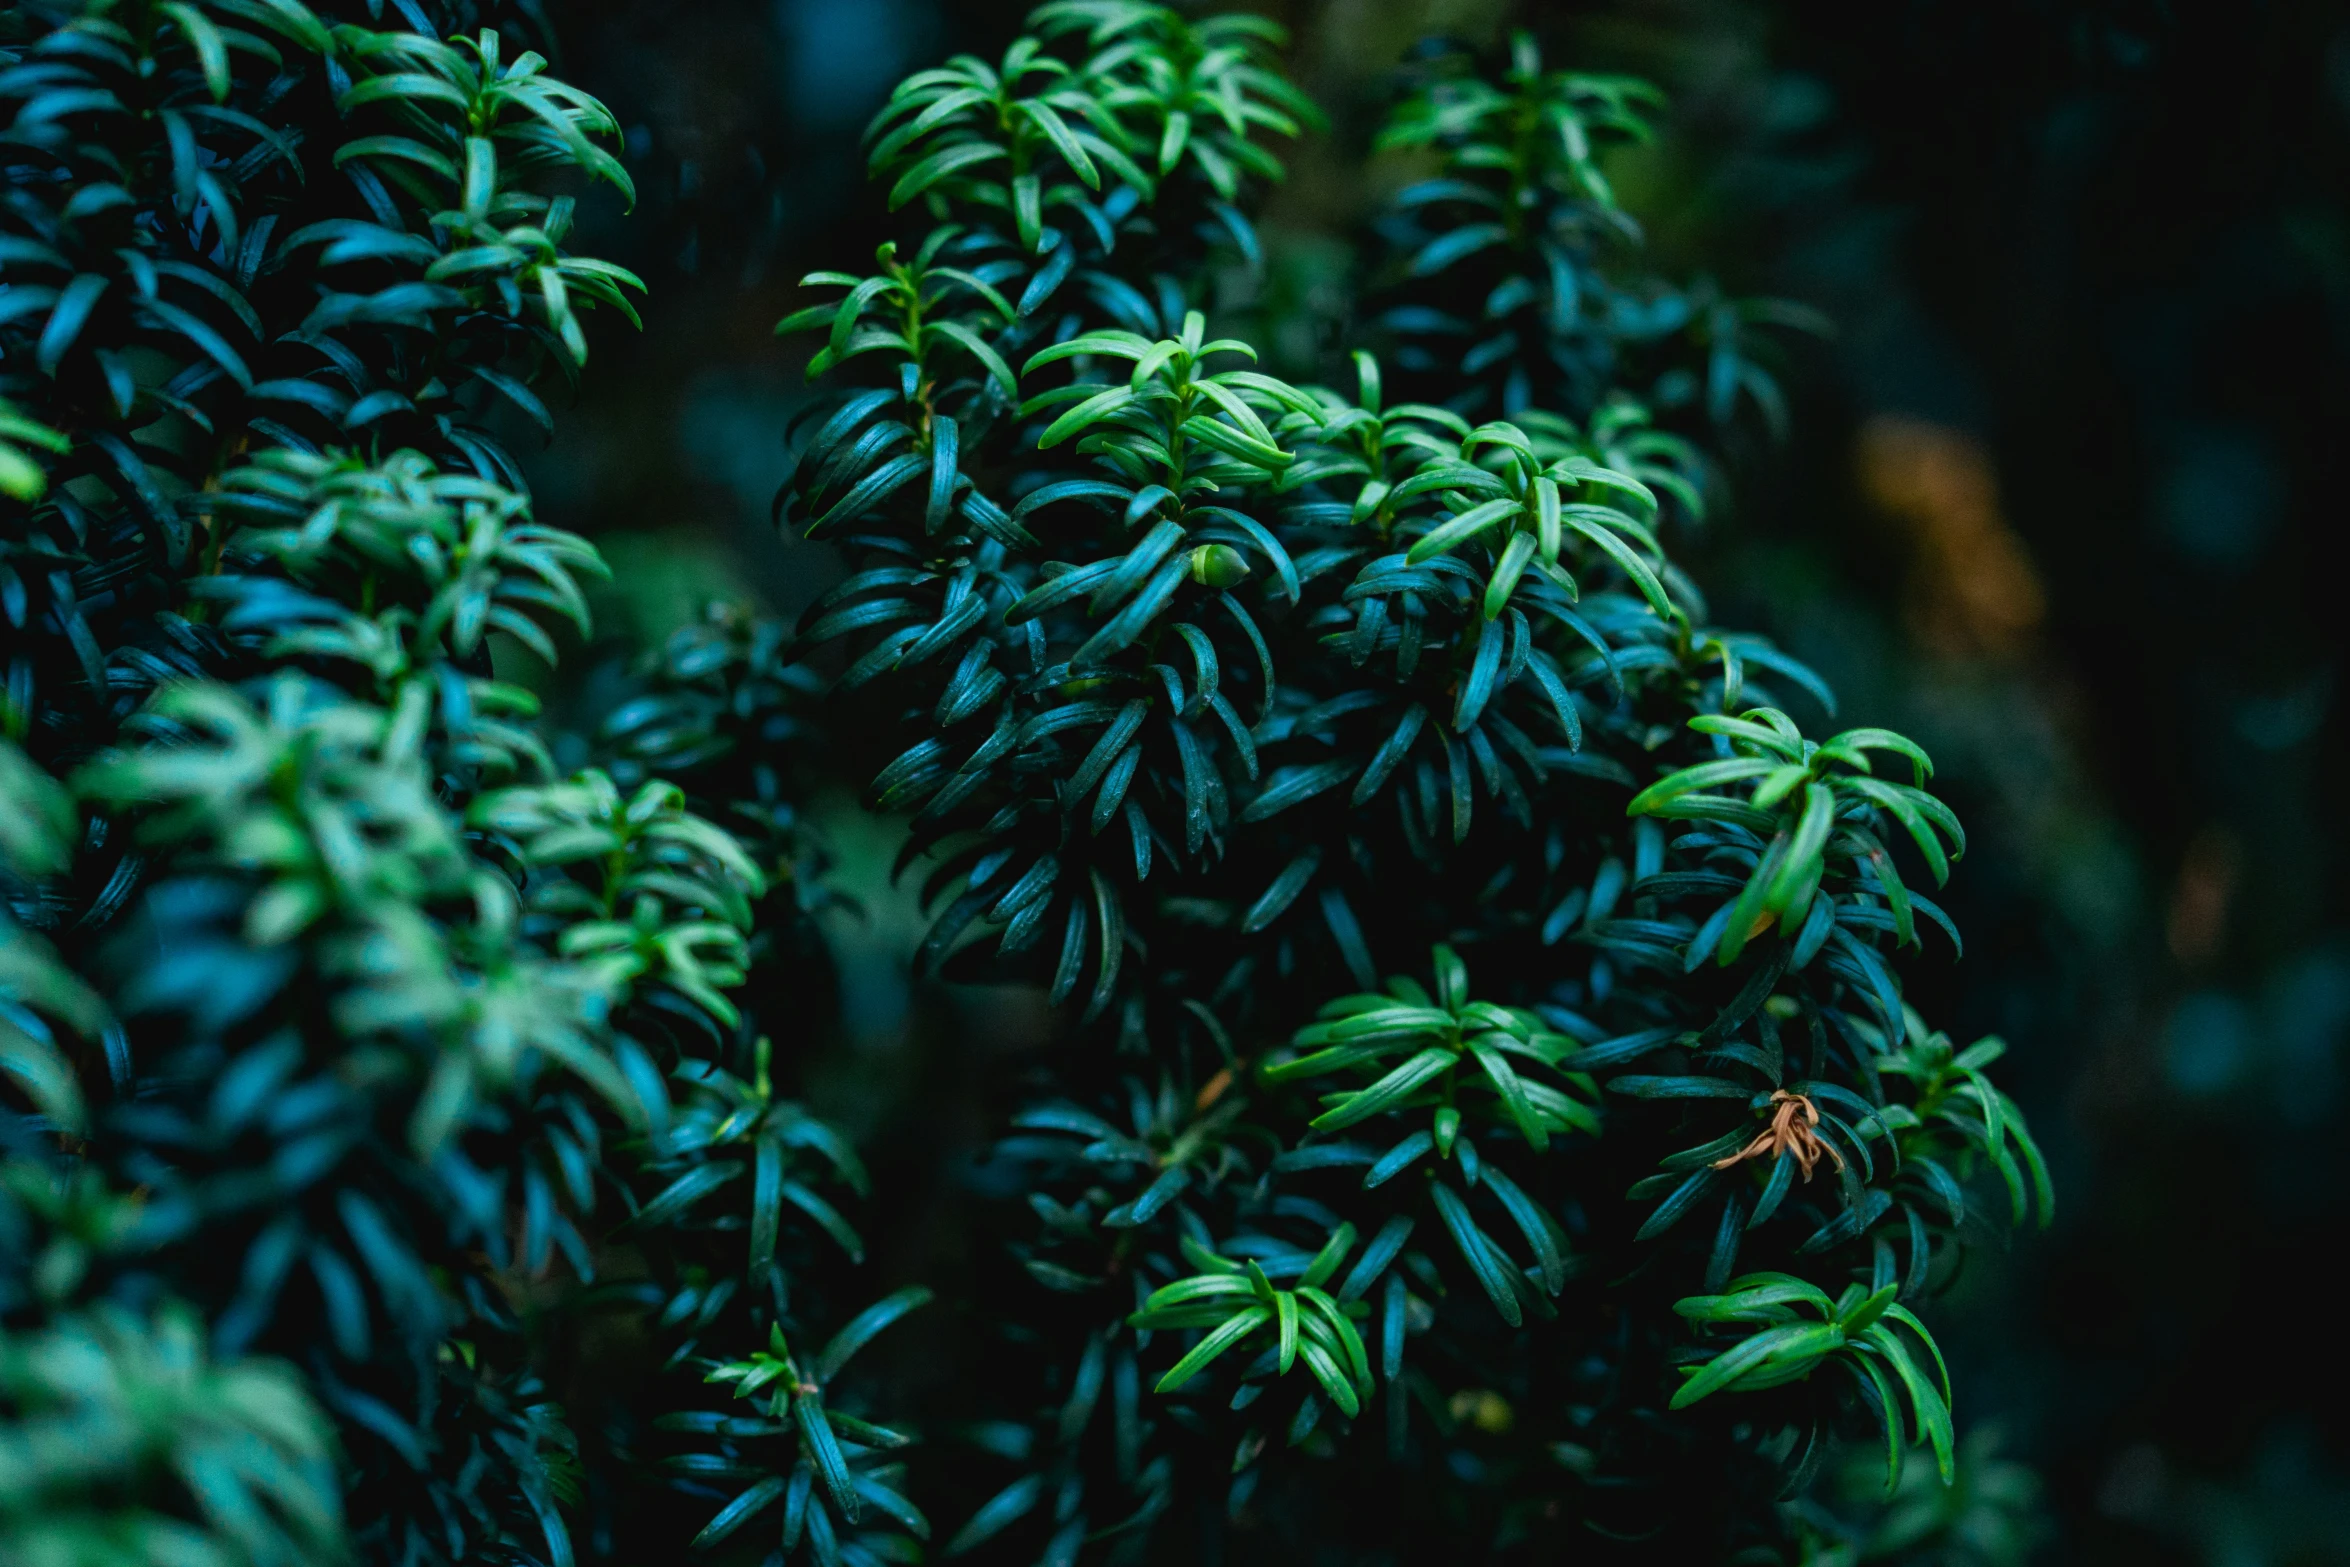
[1855,416,2046,658]
[2165,825,2239,967]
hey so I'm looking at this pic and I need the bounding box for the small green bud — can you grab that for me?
[1187,543,1249,589]
[1433,1106,1462,1158]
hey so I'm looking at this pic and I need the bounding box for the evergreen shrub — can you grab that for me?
[1,3,2049,1564]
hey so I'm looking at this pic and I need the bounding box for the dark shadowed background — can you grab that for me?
[511,2,2350,1560]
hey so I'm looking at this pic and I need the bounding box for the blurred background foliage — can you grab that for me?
[507,0,2349,1561]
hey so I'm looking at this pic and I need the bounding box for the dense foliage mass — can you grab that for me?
[0,4,903,1565]
[1,3,2048,1566]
